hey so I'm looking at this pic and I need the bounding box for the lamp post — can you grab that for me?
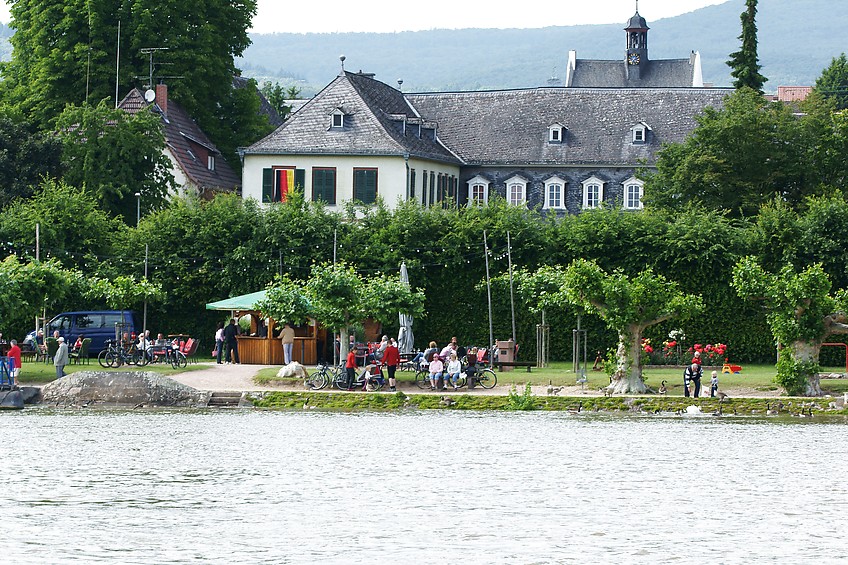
[135,192,141,226]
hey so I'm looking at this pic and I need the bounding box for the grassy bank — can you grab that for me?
[249,389,848,418]
[254,363,848,396]
[16,359,207,384]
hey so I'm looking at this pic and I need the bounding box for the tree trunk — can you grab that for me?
[608,328,647,394]
[792,340,822,397]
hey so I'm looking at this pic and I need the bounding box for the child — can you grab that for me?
[345,348,357,390]
[428,353,444,391]
[446,352,462,391]
[692,350,702,365]
[710,370,719,397]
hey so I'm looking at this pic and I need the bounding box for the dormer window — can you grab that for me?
[631,122,651,144]
[331,109,345,129]
[582,176,605,209]
[548,123,566,144]
[505,175,527,206]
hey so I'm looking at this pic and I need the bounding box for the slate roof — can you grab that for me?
[119,89,241,194]
[245,72,461,164]
[569,58,697,88]
[406,87,730,167]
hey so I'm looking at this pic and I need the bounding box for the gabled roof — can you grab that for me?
[244,72,461,165]
[569,58,697,88]
[406,87,730,167]
[118,89,241,194]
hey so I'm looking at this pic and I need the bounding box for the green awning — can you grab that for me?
[205,290,268,311]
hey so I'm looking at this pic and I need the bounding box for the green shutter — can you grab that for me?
[354,169,377,204]
[262,168,274,203]
[295,168,305,192]
[312,169,336,205]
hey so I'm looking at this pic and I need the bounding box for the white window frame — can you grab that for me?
[622,176,644,210]
[582,176,605,209]
[548,123,566,143]
[466,175,489,206]
[631,122,651,144]
[331,109,345,129]
[207,155,216,171]
[543,176,566,210]
[505,175,527,206]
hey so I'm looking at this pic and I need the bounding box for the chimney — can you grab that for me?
[155,83,168,115]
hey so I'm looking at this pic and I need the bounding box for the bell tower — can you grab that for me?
[624,2,649,80]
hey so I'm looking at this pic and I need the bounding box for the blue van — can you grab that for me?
[25,311,139,354]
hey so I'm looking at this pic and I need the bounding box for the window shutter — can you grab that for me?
[262,168,274,203]
[354,169,377,204]
[295,169,305,191]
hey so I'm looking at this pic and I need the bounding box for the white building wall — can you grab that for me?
[242,154,460,209]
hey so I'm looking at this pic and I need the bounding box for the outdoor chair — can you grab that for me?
[43,337,59,364]
[70,338,91,365]
[182,338,200,364]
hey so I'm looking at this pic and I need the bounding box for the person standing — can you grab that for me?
[223,318,240,364]
[7,339,21,386]
[710,370,719,398]
[683,362,702,398]
[383,338,400,392]
[345,347,357,389]
[54,336,69,379]
[280,323,295,365]
[214,321,225,364]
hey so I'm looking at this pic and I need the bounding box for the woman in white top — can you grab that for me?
[215,321,225,364]
[446,352,462,391]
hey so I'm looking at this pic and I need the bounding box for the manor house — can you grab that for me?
[241,10,730,215]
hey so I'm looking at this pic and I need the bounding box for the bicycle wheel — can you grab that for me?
[136,350,150,367]
[415,370,432,390]
[455,373,467,389]
[98,349,111,368]
[107,351,122,368]
[334,370,353,390]
[477,369,498,389]
[172,351,187,369]
[305,369,327,390]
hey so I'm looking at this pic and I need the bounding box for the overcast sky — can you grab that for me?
[0,0,731,34]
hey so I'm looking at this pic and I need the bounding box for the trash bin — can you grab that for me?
[497,339,515,371]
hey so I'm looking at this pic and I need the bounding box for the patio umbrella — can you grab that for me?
[398,262,415,354]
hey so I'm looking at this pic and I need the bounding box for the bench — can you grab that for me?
[496,361,535,373]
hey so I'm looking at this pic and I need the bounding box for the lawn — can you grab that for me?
[255,362,848,396]
[17,358,207,384]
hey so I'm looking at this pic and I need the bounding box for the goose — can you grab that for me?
[766,402,778,416]
[440,396,456,407]
[546,380,554,395]
[685,405,703,415]
[658,380,668,394]
[567,402,582,415]
[716,391,728,400]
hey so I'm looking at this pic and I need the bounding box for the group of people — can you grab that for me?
[413,337,482,391]
[214,319,242,364]
[344,334,401,391]
[682,351,720,398]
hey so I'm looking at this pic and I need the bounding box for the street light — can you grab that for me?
[135,192,141,226]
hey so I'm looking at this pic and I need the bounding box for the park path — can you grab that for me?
[168,362,277,392]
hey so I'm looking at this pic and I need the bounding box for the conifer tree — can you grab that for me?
[726,0,767,92]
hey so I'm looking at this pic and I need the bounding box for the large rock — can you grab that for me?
[276,362,308,380]
[0,390,24,410]
[40,371,209,408]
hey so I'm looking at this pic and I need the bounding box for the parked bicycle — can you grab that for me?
[415,358,497,390]
[98,339,148,368]
[304,361,341,390]
[334,362,384,391]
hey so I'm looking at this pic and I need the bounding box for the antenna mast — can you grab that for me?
[140,47,170,89]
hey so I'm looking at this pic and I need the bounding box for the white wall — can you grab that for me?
[242,154,460,209]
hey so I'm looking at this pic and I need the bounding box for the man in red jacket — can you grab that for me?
[383,339,400,392]
[8,339,22,386]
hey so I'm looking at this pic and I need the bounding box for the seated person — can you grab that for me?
[72,335,84,353]
[428,353,444,391]
[446,353,462,391]
[466,347,479,387]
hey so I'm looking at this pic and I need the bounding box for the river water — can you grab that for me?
[2,409,846,564]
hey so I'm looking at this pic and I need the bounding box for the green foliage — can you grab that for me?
[776,352,817,397]
[0,179,123,270]
[506,383,536,411]
[732,257,835,345]
[255,275,311,326]
[55,101,175,222]
[643,89,830,218]
[726,0,767,92]
[814,53,848,110]
[86,275,163,310]
[2,0,262,167]
[0,106,63,209]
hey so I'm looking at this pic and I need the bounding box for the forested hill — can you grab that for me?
[237,0,844,96]
[0,0,842,95]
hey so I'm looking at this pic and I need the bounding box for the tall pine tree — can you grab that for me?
[726,0,767,93]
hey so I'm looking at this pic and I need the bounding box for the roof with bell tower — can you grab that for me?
[565,2,703,88]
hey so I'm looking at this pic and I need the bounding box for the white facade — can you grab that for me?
[242,154,460,209]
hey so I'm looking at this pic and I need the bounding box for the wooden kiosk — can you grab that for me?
[206,290,319,365]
